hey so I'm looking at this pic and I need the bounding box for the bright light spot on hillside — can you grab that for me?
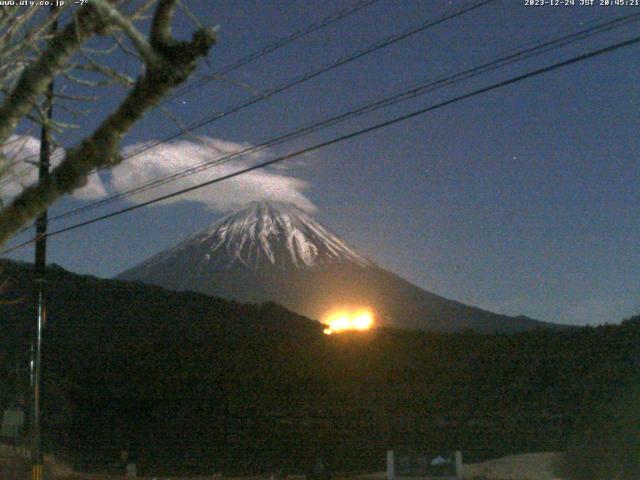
[323,308,374,334]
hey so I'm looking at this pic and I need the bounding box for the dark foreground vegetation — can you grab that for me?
[0,260,637,478]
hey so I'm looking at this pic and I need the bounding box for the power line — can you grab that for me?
[13,0,494,185]
[0,0,382,182]
[2,33,638,256]
[45,11,640,223]
[5,0,497,229]
[164,0,383,104]
[85,0,498,176]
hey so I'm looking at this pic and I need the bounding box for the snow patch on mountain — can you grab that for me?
[131,201,372,274]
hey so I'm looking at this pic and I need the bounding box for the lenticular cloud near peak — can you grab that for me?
[96,136,316,213]
[1,135,316,213]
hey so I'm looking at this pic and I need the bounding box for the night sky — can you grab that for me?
[3,0,639,325]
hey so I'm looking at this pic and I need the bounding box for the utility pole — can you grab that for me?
[31,7,57,480]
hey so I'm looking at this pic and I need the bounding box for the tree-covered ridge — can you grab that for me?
[0,260,637,477]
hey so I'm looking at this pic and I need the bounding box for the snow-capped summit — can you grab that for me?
[201,201,371,269]
[125,201,371,278]
[119,201,555,333]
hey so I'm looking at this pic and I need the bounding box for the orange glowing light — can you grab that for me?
[323,308,374,334]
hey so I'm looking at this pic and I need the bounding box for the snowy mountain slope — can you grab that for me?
[118,201,557,333]
[127,201,371,276]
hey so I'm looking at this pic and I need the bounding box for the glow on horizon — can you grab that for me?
[323,308,374,335]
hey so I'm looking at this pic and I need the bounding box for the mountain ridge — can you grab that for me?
[0,259,632,476]
[118,201,559,333]
[130,201,372,275]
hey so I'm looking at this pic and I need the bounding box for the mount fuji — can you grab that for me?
[118,201,555,333]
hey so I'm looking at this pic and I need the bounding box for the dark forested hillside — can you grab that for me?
[0,260,637,476]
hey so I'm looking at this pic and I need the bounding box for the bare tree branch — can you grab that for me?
[151,0,177,49]
[0,2,216,244]
[112,32,143,60]
[0,5,109,145]
[72,61,136,86]
[92,0,159,65]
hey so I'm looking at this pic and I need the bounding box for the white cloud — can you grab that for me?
[0,135,108,202]
[101,136,316,212]
[1,135,44,201]
[1,135,313,213]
